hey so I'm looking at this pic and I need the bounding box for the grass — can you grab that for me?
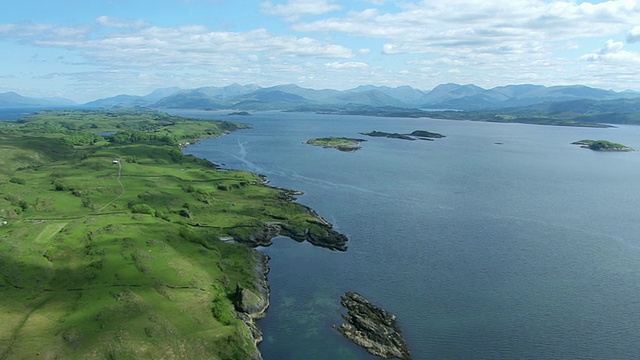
[0,110,330,359]
[305,137,366,152]
[571,139,634,151]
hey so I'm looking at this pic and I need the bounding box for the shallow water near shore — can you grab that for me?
[179,110,640,359]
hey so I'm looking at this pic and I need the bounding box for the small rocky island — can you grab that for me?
[361,130,445,141]
[571,139,634,152]
[336,292,411,360]
[305,137,367,152]
[227,111,252,116]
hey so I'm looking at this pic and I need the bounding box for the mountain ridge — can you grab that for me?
[0,91,77,108]
[2,83,640,111]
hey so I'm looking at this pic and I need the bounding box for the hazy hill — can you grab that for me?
[509,97,640,115]
[231,90,316,110]
[420,83,636,110]
[323,89,408,107]
[0,91,77,108]
[143,87,183,101]
[84,94,152,108]
[153,91,225,110]
[6,83,640,112]
[190,84,262,100]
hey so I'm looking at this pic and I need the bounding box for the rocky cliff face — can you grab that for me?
[235,252,271,360]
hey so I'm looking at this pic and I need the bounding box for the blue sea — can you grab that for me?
[179,110,640,359]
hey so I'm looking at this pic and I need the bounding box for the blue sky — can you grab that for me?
[1,0,639,102]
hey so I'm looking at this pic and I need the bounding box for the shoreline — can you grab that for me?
[235,251,271,360]
[183,133,349,359]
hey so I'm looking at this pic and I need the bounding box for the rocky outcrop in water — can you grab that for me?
[336,292,411,360]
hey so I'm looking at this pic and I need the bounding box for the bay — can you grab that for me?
[178,110,640,359]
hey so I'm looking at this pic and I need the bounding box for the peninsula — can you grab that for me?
[305,137,367,152]
[361,130,446,141]
[0,110,347,359]
[571,139,634,151]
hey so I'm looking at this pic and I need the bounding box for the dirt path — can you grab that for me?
[98,158,125,212]
[0,294,53,360]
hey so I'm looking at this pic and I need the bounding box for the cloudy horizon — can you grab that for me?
[1,0,639,103]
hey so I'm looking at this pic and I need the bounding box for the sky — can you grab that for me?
[1,0,640,103]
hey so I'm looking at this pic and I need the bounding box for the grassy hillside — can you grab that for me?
[0,110,340,359]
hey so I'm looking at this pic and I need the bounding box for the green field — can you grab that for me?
[0,110,340,359]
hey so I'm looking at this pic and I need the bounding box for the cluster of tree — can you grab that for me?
[106,130,177,145]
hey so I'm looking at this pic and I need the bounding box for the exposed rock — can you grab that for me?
[231,218,348,251]
[336,292,411,360]
[234,251,270,360]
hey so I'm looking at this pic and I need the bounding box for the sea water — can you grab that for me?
[179,110,640,359]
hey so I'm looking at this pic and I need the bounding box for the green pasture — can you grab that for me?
[0,110,313,359]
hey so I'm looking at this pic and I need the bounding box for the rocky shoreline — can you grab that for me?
[230,175,348,358]
[229,198,349,251]
[336,292,411,360]
[234,251,271,360]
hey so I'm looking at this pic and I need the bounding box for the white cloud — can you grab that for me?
[293,0,640,57]
[96,16,150,29]
[627,26,640,43]
[0,23,57,39]
[581,39,640,63]
[0,22,354,72]
[325,61,369,69]
[261,0,341,20]
[382,44,398,54]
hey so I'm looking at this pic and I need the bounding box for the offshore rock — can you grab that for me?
[337,292,411,360]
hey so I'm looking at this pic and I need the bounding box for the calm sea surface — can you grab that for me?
[177,110,640,360]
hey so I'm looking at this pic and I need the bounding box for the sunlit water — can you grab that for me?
[178,110,640,360]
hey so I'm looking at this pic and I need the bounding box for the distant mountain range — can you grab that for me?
[82,83,640,112]
[3,83,640,114]
[0,91,77,108]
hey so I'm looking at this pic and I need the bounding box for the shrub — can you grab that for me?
[9,177,26,185]
[130,203,156,216]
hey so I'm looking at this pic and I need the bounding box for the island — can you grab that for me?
[571,139,634,152]
[305,137,367,152]
[361,130,445,141]
[227,111,252,116]
[336,292,411,360]
[0,110,347,359]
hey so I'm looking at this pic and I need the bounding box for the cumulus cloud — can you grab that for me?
[262,0,341,20]
[581,39,640,63]
[627,26,640,43]
[294,0,640,58]
[0,21,354,71]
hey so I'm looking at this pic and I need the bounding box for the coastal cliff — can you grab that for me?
[235,252,271,360]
